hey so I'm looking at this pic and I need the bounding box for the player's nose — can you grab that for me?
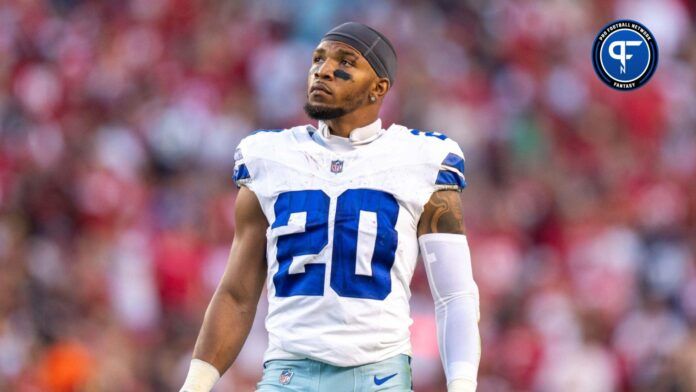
[313,59,335,81]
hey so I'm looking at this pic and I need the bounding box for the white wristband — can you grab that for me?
[180,359,221,392]
[448,378,477,392]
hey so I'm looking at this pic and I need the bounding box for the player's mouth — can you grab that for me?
[310,83,333,95]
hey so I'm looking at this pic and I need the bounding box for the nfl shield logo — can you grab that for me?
[279,368,294,385]
[331,159,343,174]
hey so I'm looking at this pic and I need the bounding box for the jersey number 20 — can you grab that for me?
[271,189,399,300]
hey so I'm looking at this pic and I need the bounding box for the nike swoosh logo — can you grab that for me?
[374,373,397,385]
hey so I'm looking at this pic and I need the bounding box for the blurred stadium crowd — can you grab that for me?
[1,0,695,391]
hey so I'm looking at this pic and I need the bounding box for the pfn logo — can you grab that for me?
[592,20,658,90]
[608,40,642,74]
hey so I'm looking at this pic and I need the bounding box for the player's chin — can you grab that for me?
[306,100,334,112]
[303,101,345,120]
[304,94,339,112]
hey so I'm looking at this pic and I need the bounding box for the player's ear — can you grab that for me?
[371,77,390,100]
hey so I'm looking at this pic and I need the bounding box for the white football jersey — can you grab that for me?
[232,119,466,367]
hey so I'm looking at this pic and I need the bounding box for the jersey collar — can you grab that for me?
[316,118,383,146]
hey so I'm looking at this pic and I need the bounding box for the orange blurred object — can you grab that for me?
[36,342,93,392]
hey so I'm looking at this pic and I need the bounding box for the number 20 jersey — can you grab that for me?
[232,122,467,367]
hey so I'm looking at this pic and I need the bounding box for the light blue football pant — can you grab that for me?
[256,354,413,391]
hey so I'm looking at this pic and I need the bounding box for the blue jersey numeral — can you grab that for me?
[331,189,399,300]
[272,190,329,296]
[271,189,399,300]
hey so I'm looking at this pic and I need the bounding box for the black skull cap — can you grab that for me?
[320,22,397,86]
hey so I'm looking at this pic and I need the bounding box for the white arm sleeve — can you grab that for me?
[419,233,481,391]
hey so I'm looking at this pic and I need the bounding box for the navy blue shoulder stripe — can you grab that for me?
[436,170,467,189]
[232,164,250,184]
[410,129,449,140]
[441,152,465,173]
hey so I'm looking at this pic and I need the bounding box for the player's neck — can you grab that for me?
[324,109,379,138]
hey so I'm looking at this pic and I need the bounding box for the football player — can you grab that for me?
[181,22,480,392]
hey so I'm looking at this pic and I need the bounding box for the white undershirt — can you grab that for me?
[311,118,384,152]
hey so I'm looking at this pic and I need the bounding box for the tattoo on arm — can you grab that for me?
[418,190,465,236]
